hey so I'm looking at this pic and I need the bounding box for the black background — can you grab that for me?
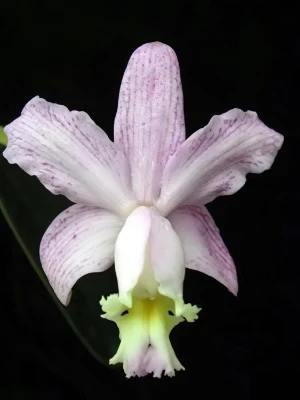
[1,1,299,398]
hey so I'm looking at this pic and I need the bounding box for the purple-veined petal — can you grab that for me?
[157,109,284,216]
[3,96,136,217]
[40,204,123,305]
[114,42,185,204]
[168,205,238,295]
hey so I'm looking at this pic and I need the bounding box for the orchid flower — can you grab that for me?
[3,42,283,378]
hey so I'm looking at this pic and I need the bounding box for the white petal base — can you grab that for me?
[100,293,200,378]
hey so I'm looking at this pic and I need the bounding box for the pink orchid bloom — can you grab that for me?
[3,42,283,378]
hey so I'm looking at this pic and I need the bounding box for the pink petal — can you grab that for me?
[40,204,123,305]
[114,206,153,307]
[157,109,284,216]
[168,205,238,295]
[114,42,185,204]
[4,97,136,217]
[114,206,185,311]
[149,208,185,311]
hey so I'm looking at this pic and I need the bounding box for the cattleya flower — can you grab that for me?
[3,42,283,378]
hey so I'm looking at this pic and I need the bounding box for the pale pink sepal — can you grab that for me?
[40,204,123,305]
[3,96,136,217]
[168,205,238,295]
[157,109,284,216]
[114,42,185,205]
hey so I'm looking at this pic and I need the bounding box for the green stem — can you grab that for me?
[0,127,8,146]
[0,198,106,366]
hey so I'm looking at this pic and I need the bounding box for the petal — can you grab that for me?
[114,206,152,307]
[4,96,136,217]
[40,204,123,305]
[115,206,186,314]
[168,205,238,295]
[156,109,284,216]
[100,293,199,378]
[114,42,185,204]
[149,209,186,315]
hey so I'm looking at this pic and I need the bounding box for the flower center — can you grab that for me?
[100,292,200,377]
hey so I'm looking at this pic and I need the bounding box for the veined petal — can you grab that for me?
[168,205,238,295]
[157,109,284,216]
[3,97,136,217]
[40,204,123,305]
[114,42,185,204]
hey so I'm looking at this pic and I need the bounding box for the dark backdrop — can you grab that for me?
[1,1,298,399]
